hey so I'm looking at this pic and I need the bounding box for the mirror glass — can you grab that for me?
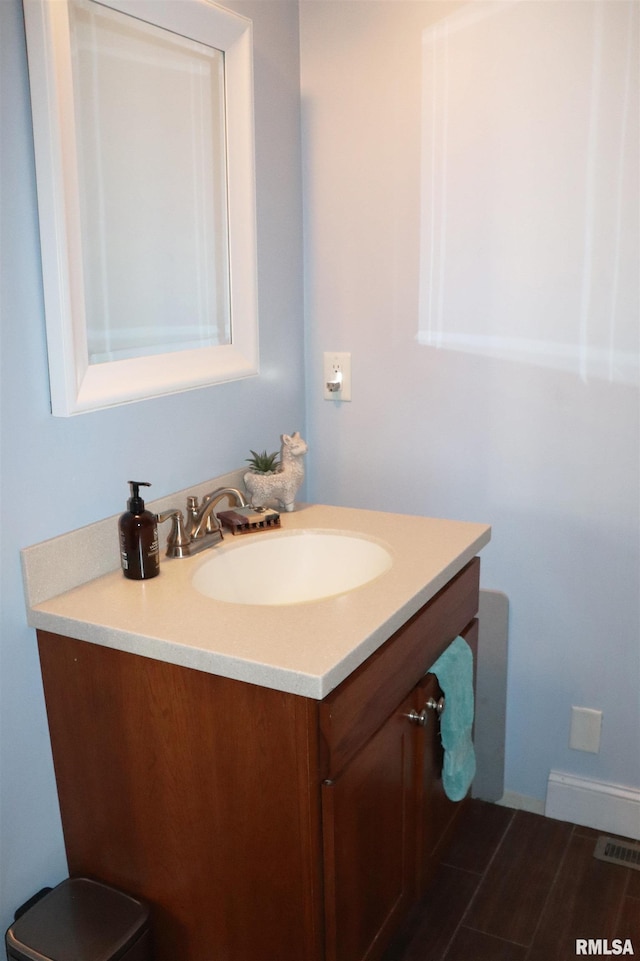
[70,0,231,364]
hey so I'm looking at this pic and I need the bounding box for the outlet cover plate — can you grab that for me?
[570,706,602,753]
[323,352,352,401]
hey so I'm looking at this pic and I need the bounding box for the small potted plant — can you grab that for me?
[245,448,281,475]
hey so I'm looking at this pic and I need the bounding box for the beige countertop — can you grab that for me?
[23,502,491,699]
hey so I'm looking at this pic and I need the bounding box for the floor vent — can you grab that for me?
[594,835,640,871]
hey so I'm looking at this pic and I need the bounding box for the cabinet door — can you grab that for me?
[322,692,416,961]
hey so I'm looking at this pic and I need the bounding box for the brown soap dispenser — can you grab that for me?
[119,481,160,580]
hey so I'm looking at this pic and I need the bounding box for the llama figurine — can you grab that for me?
[244,432,308,512]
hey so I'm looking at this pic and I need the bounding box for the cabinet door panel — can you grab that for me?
[322,693,416,961]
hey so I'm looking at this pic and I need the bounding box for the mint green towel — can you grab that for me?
[429,635,476,802]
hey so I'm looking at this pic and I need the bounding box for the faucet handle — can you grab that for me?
[157,508,191,558]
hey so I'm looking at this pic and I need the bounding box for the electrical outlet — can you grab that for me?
[569,706,602,753]
[323,352,352,401]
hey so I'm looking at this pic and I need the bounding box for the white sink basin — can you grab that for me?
[191,530,393,605]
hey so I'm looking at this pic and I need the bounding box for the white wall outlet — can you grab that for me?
[569,706,602,753]
[323,352,352,401]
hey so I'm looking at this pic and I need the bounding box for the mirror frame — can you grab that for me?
[23,0,259,416]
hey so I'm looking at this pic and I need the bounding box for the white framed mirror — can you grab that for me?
[23,0,259,416]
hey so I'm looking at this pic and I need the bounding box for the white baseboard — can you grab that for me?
[545,771,640,840]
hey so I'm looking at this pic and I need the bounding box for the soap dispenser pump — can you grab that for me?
[119,481,160,580]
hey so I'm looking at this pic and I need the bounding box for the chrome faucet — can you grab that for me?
[158,487,247,558]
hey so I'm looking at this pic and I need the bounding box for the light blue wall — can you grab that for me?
[301,0,639,806]
[0,0,304,927]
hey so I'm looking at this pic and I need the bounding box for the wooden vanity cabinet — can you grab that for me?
[36,558,480,961]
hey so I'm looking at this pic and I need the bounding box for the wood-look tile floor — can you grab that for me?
[383,800,640,961]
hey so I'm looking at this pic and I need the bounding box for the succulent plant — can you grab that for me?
[245,448,281,474]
